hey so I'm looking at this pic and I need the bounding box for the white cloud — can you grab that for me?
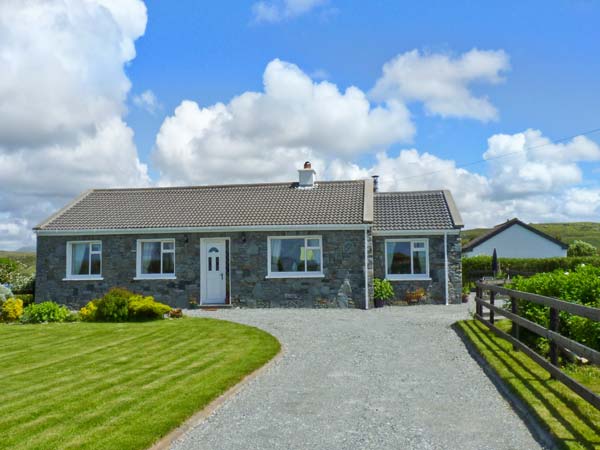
[327,131,600,228]
[252,0,327,23]
[153,59,413,185]
[371,49,509,121]
[484,129,600,198]
[0,0,148,249]
[133,89,161,114]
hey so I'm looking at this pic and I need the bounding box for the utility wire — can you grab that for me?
[393,126,600,181]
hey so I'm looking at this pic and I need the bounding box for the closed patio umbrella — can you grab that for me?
[492,248,499,277]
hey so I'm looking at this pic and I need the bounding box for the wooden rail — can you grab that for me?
[475,281,600,411]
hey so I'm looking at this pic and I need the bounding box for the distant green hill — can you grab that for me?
[0,250,36,275]
[462,222,600,249]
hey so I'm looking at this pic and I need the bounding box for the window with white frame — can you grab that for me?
[385,239,429,279]
[136,239,175,279]
[268,236,323,277]
[66,241,102,279]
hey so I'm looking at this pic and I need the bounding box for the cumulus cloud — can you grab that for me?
[153,59,413,185]
[133,89,161,114]
[252,0,327,23]
[484,129,600,198]
[371,49,509,121]
[0,0,149,249]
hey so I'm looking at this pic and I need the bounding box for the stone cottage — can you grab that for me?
[34,162,463,308]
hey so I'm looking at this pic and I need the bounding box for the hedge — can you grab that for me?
[463,255,600,285]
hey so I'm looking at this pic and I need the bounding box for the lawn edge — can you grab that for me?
[453,320,560,450]
[149,342,284,450]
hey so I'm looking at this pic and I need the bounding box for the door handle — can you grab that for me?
[221,273,224,280]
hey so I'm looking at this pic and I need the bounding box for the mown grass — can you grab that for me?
[457,319,600,450]
[0,318,280,450]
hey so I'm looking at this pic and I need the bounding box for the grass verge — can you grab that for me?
[0,318,280,450]
[457,319,600,450]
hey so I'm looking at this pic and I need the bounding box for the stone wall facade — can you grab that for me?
[35,229,372,309]
[372,233,462,305]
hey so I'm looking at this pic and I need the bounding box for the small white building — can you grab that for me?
[463,218,568,258]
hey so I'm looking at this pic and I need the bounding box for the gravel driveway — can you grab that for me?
[173,305,545,450]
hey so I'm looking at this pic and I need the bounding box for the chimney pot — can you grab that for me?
[371,175,379,192]
[304,161,312,169]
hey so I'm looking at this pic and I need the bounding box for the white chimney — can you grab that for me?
[298,161,316,188]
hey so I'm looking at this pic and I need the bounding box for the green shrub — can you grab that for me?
[373,278,394,302]
[15,294,34,307]
[0,258,18,284]
[2,298,23,322]
[95,288,133,322]
[21,301,70,324]
[568,240,598,257]
[10,273,35,294]
[509,264,600,354]
[463,255,600,285]
[128,295,171,320]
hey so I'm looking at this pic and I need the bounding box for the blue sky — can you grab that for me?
[126,0,600,177]
[1,0,600,249]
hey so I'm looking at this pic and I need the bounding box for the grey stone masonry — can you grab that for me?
[35,229,373,309]
[372,233,462,305]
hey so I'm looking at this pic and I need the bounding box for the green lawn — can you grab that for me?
[0,318,280,450]
[458,320,600,450]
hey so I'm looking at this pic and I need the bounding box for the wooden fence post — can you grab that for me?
[489,290,495,324]
[510,296,519,351]
[475,283,482,317]
[549,307,560,368]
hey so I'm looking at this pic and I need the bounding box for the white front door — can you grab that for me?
[202,239,227,304]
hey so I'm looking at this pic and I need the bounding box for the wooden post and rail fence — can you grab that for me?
[475,280,600,410]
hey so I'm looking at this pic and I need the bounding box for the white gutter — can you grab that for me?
[364,226,369,310]
[373,229,460,236]
[444,231,449,306]
[35,223,367,236]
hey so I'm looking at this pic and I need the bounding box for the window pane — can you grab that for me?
[162,251,174,274]
[91,243,101,253]
[413,241,425,249]
[412,250,427,275]
[90,253,101,275]
[163,241,174,251]
[306,239,320,247]
[306,249,321,272]
[271,238,304,272]
[141,242,161,274]
[71,243,90,275]
[387,242,411,274]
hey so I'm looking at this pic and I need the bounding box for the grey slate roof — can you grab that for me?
[35,181,368,231]
[373,190,463,231]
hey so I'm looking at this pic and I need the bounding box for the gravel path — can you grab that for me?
[172,305,545,450]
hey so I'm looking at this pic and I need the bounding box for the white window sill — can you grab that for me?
[63,277,104,281]
[133,275,177,281]
[266,273,325,279]
[385,276,431,281]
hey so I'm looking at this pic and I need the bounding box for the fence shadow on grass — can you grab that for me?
[453,320,600,450]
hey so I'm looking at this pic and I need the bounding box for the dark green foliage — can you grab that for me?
[94,287,133,322]
[21,301,69,323]
[128,295,172,320]
[567,240,597,257]
[509,265,600,354]
[373,278,394,301]
[463,255,600,284]
[14,294,34,307]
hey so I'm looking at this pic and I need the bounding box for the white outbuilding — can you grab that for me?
[463,218,568,258]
